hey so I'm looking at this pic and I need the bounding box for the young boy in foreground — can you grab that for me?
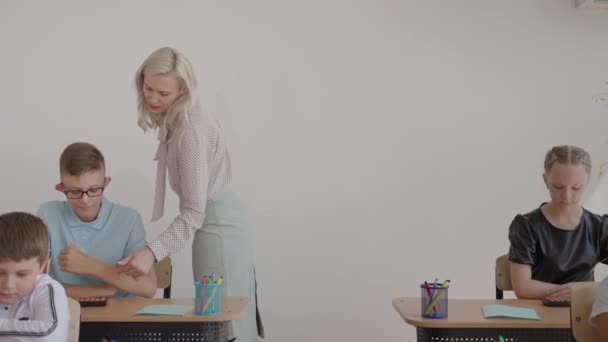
[0,212,68,341]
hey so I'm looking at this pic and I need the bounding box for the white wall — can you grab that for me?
[1,1,608,341]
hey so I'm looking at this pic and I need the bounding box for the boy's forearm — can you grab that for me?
[63,284,117,298]
[96,263,157,298]
[62,252,157,297]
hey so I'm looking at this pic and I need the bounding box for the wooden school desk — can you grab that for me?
[392,297,571,342]
[79,297,250,342]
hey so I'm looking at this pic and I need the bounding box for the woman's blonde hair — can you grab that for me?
[544,145,592,174]
[134,47,197,131]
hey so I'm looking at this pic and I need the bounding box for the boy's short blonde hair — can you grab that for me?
[0,212,48,264]
[60,142,105,177]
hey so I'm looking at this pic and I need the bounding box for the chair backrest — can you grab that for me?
[67,297,81,342]
[571,284,600,342]
[155,257,173,298]
[495,254,513,299]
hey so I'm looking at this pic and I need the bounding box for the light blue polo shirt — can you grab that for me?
[37,197,146,297]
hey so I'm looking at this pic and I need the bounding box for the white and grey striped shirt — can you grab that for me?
[0,274,68,342]
[149,105,232,261]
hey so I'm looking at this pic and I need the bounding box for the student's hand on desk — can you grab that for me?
[117,246,155,280]
[58,241,97,275]
[545,283,578,300]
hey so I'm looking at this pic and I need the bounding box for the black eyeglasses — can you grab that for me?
[63,187,105,199]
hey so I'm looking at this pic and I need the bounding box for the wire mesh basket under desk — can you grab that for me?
[417,327,572,342]
[80,321,228,342]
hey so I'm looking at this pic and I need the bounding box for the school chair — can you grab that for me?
[155,257,173,298]
[67,297,81,342]
[495,254,513,299]
[571,284,600,342]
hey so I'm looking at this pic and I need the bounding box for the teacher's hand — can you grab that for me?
[117,246,156,280]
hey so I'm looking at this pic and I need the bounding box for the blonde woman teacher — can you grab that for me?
[117,47,263,342]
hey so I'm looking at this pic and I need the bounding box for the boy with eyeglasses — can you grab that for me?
[36,142,157,298]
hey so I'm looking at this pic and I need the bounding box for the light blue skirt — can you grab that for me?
[192,188,263,342]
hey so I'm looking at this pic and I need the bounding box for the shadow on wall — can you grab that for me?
[199,87,246,173]
[584,172,608,215]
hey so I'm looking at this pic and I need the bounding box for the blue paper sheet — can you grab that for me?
[482,304,540,320]
[134,305,193,316]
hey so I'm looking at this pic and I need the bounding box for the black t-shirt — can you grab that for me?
[508,204,608,284]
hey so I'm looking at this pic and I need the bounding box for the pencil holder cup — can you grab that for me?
[420,284,448,318]
[194,281,222,316]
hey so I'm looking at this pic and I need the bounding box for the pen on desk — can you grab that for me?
[424,279,449,316]
[200,276,207,313]
[203,284,220,313]
[424,287,446,316]
[423,281,432,296]
[215,275,221,310]
[432,278,439,316]
[423,281,436,314]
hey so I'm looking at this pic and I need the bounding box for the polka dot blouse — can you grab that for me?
[149,104,232,261]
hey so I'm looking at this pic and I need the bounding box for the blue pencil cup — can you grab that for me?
[420,283,448,319]
[194,281,222,316]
